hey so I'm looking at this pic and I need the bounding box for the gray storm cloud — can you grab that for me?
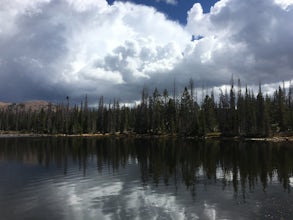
[0,0,292,103]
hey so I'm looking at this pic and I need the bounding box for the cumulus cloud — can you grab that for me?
[185,0,293,86]
[0,0,292,103]
[0,0,190,102]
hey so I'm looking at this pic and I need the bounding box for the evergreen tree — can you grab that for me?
[229,79,238,135]
[237,79,247,135]
[151,88,163,134]
[272,86,287,132]
[202,93,217,132]
[0,79,292,138]
[256,83,266,136]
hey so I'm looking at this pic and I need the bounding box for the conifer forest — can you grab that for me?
[0,79,292,138]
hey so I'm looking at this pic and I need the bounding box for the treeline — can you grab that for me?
[0,79,292,137]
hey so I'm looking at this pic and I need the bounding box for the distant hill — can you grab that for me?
[0,102,11,108]
[0,100,53,112]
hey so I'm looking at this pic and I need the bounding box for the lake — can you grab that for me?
[0,137,293,219]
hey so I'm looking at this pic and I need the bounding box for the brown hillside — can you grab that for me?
[0,102,11,108]
[0,100,53,112]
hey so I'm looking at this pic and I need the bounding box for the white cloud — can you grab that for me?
[275,0,293,9]
[0,0,293,102]
[184,0,293,86]
[0,0,50,36]
[125,186,190,219]
[156,0,178,5]
[65,0,108,12]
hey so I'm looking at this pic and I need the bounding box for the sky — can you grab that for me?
[0,0,293,104]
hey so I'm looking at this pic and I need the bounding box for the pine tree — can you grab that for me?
[272,86,286,132]
[229,79,238,136]
[179,87,191,135]
[288,82,293,131]
[218,88,230,135]
[151,88,163,134]
[202,92,217,132]
[256,83,265,136]
[236,79,245,135]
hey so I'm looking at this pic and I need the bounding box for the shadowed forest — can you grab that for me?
[0,79,292,137]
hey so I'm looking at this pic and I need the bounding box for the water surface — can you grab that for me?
[0,137,293,219]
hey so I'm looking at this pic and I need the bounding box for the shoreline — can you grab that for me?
[0,131,293,142]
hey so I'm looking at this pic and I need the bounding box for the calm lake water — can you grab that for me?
[0,137,293,220]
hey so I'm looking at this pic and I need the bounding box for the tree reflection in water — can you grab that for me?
[0,137,292,198]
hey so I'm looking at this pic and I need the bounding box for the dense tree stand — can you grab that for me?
[0,80,292,138]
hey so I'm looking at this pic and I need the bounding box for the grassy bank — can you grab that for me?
[0,130,293,142]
